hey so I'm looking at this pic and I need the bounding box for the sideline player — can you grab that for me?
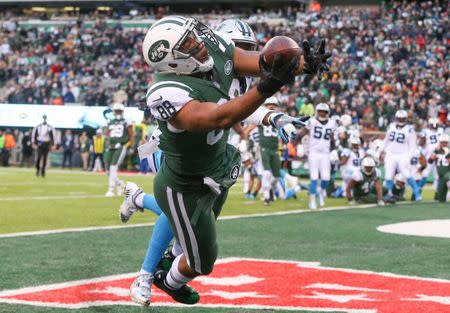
[105,103,134,196]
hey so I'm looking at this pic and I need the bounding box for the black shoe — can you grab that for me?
[263,199,270,206]
[157,249,176,272]
[153,270,199,305]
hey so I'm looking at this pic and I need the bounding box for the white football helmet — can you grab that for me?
[428,117,439,130]
[361,157,376,175]
[315,103,330,122]
[215,19,257,51]
[349,136,361,152]
[340,114,352,127]
[395,109,408,126]
[142,16,215,75]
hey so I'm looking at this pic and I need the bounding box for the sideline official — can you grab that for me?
[31,115,56,177]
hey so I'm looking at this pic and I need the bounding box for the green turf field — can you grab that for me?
[0,167,449,313]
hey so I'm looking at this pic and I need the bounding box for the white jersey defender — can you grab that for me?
[381,110,422,201]
[306,116,337,181]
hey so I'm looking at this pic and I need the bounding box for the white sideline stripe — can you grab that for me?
[0,195,108,201]
[0,223,154,239]
[0,201,434,239]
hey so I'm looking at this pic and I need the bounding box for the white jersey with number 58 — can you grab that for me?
[306,117,337,154]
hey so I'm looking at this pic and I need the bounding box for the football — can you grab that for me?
[261,36,301,68]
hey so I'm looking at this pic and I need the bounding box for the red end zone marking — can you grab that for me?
[1,258,450,312]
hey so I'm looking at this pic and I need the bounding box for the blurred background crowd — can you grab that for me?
[0,0,448,131]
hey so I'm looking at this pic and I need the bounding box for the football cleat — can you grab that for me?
[130,273,153,306]
[157,250,176,272]
[309,199,317,210]
[153,270,200,305]
[263,199,270,206]
[105,190,115,197]
[119,182,144,223]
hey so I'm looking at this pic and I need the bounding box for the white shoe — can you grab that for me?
[120,182,144,223]
[105,190,115,197]
[130,273,153,306]
[116,180,124,196]
[309,199,317,210]
[318,191,325,207]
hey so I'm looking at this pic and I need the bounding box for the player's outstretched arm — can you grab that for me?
[170,55,298,132]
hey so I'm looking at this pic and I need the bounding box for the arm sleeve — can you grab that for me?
[244,107,272,125]
[147,86,194,121]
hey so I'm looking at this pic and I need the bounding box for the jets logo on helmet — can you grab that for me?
[148,40,170,63]
[142,16,216,75]
[216,19,257,51]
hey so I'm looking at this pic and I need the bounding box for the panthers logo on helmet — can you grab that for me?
[148,40,170,63]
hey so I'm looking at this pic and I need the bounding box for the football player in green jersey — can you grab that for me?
[105,103,134,196]
[244,97,285,205]
[346,156,385,206]
[133,16,329,304]
[428,134,449,202]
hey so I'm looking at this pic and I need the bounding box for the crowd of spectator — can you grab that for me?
[0,0,448,131]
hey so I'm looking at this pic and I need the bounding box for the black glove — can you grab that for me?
[302,39,331,80]
[257,54,298,98]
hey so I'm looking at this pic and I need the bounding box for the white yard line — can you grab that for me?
[0,203,383,239]
[0,194,108,201]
